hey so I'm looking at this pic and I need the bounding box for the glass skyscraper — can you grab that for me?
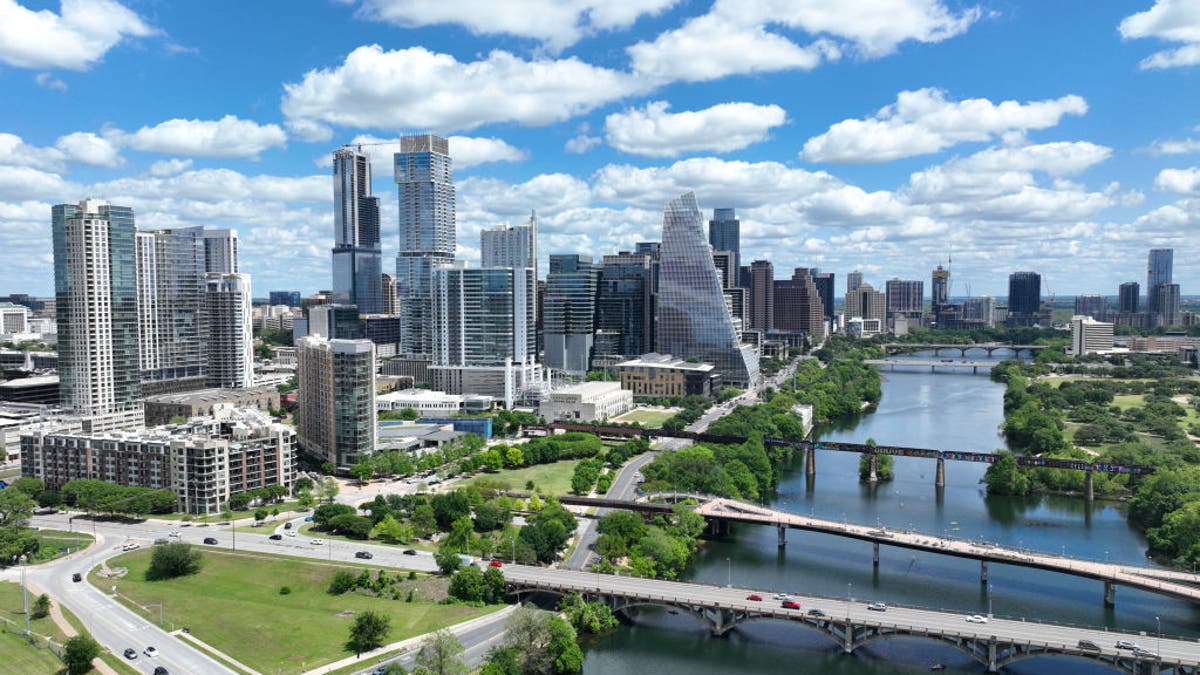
[332,147,382,314]
[1146,248,1174,322]
[656,193,757,388]
[596,251,654,358]
[395,134,455,356]
[708,207,740,272]
[543,254,600,374]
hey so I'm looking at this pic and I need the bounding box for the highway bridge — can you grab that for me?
[865,358,997,373]
[503,565,1200,673]
[881,342,1048,356]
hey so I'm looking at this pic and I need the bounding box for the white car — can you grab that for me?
[286,530,297,537]
[310,538,324,545]
[966,615,988,624]
[121,543,140,551]
[143,646,158,657]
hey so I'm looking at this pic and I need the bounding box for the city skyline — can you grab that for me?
[0,1,1196,298]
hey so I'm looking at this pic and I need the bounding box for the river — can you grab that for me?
[582,352,1200,674]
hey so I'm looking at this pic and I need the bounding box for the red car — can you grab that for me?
[782,600,801,609]
[746,594,762,601]
[489,560,503,567]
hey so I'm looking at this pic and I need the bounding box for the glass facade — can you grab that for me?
[332,148,382,313]
[543,254,599,373]
[395,135,455,356]
[656,193,757,388]
[432,267,535,367]
[596,252,654,358]
[708,207,740,272]
[1147,248,1173,321]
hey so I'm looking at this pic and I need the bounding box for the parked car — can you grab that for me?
[123,648,137,660]
[144,646,158,657]
[867,602,888,612]
[202,537,218,545]
[966,615,988,624]
[745,594,763,601]
[355,551,373,559]
[781,600,801,609]
[807,608,826,618]
[1077,639,1101,652]
[489,560,503,567]
[403,549,417,555]
[268,534,282,541]
[71,573,82,583]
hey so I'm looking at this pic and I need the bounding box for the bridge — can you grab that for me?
[503,565,1200,673]
[539,422,1156,500]
[865,358,996,374]
[882,342,1048,356]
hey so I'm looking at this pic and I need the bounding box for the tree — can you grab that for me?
[294,476,315,493]
[314,503,356,528]
[984,451,1032,496]
[372,514,415,544]
[347,610,391,656]
[63,634,101,673]
[146,543,202,580]
[329,514,374,539]
[297,488,316,509]
[254,508,268,524]
[9,477,44,499]
[228,492,252,512]
[503,446,524,468]
[31,593,50,620]
[434,548,463,575]
[411,504,438,537]
[482,566,505,604]
[320,477,341,503]
[0,488,34,529]
[350,463,374,485]
[399,407,419,421]
[448,565,485,602]
[498,608,582,674]
[413,630,468,675]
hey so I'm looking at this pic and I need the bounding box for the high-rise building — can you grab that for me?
[202,229,239,274]
[269,291,301,307]
[52,199,141,416]
[812,270,835,321]
[711,251,737,289]
[656,193,757,387]
[595,251,654,359]
[774,268,826,338]
[748,260,774,331]
[708,207,739,271]
[307,304,365,340]
[395,134,455,357]
[885,278,924,319]
[847,270,864,293]
[845,283,886,322]
[1153,283,1181,327]
[296,336,376,468]
[962,296,996,327]
[1147,248,1175,323]
[543,254,599,374]
[1073,294,1106,320]
[332,147,383,313]
[381,273,398,315]
[481,211,537,272]
[0,302,29,334]
[1118,282,1139,314]
[931,265,949,312]
[203,273,254,388]
[1006,271,1042,327]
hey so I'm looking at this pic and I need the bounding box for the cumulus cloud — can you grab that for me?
[147,158,193,177]
[946,141,1112,176]
[801,88,1089,163]
[355,0,678,51]
[282,45,647,135]
[1120,0,1200,70]
[34,72,67,91]
[115,115,287,159]
[337,134,526,174]
[1144,129,1200,155]
[55,131,122,167]
[1155,167,1200,195]
[629,0,977,82]
[565,134,602,154]
[0,0,154,70]
[0,131,123,170]
[605,101,787,157]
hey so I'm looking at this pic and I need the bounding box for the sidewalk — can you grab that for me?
[302,604,517,675]
[174,628,263,675]
[26,579,119,675]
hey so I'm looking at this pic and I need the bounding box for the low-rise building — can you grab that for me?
[142,385,281,426]
[0,375,60,405]
[1069,315,1115,356]
[539,381,633,422]
[21,405,294,514]
[615,354,721,399]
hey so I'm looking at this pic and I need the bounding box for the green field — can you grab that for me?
[28,530,94,565]
[611,407,677,428]
[153,499,306,522]
[98,548,498,674]
[463,459,581,495]
[0,582,67,674]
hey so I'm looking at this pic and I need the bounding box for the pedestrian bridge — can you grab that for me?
[504,566,1200,674]
[881,342,1048,356]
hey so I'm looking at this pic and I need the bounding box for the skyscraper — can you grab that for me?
[748,260,774,331]
[656,193,757,387]
[885,278,924,319]
[297,336,376,468]
[381,273,398,315]
[847,271,864,293]
[1154,283,1181,327]
[481,211,537,273]
[812,270,835,321]
[708,207,739,271]
[395,134,455,356]
[1073,294,1106,320]
[332,147,382,314]
[53,199,142,417]
[931,265,949,310]
[596,251,654,358]
[774,268,826,339]
[269,291,301,307]
[1118,281,1139,314]
[1006,271,1042,327]
[845,283,886,322]
[1147,248,1174,322]
[543,255,600,374]
[203,273,254,388]
[711,250,737,289]
[202,228,239,274]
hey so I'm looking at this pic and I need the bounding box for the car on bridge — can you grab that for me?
[965,615,988,624]
[867,602,888,612]
[1115,640,1139,650]
[807,608,825,618]
[746,594,762,601]
[1132,646,1157,658]
[781,600,800,609]
[1077,639,1101,652]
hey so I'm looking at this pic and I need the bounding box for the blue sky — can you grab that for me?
[0,0,1197,298]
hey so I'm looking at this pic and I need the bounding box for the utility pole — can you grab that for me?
[22,557,30,636]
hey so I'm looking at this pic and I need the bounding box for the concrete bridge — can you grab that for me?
[881,342,1048,357]
[865,358,997,374]
[504,565,1200,673]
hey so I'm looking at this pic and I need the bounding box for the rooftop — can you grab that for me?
[143,385,277,405]
[616,353,716,372]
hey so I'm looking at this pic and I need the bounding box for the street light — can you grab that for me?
[987,583,993,619]
[1156,616,1161,658]
[20,555,30,636]
[725,557,731,588]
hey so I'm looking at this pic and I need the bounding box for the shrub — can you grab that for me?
[146,543,202,581]
[328,569,357,595]
[279,586,292,595]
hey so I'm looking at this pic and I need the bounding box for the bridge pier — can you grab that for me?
[868,453,878,483]
[843,621,854,653]
[873,542,880,566]
[986,640,998,672]
[777,524,787,548]
[1085,468,1094,502]
[1104,581,1116,608]
[805,447,816,476]
[980,560,988,583]
[935,457,945,487]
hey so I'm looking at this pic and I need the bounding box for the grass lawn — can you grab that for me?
[463,459,581,495]
[0,465,20,480]
[152,499,306,522]
[97,548,498,674]
[611,407,677,428]
[28,530,95,564]
[1111,394,1146,411]
[0,582,68,675]
[297,523,437,552]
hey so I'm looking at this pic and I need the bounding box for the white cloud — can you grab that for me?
[0,165,77,201]
[0,133,64,170]
[0,0,153,70]
[592,157,842,209]
[34,72,67,91]
[117,115,287,159]
[282,45,647,134]
[147,158,193,177]
[1120,0,1200,70]
[605,101,787,157]
[947,141,1112,176]
[1155,167,1200,195]
[341,134,526,172]
[92,169,327,204]
[628,0,977,82]
[55,131,122,167]
[565,134,602,154]
[356,0,678,51]
[801,88,1088,163]
[1145,135,1200,155]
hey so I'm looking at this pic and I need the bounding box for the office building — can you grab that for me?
[845,283,886,323]
[381,273,398,315]
[0,303,29,335]
[812,271,835,322]
[331,147,383,313]
[53,199,141,417]
[142,385,280,426]
[203,273,254,388]
[656,192,757,388]
[931,265,949,313]
[1074,294,1107,320]
[297,336,377,468]
[712,251,737,289]
[395,134,456,357]
[1118,282,1139,314]
[1147,248,1176,325]
[616,353,720,398]
[708,207,740,269]
[269,291,301,307]
[539,381,633,422]
[362,314,402,356]
[885,278,924,320]
[543,255,600,374]
[595,251,654,359]
[748,260,774,331]
[847,271,863,293]
[1006,271,1042,327]
[774,268,826,339]
[1070,316,1114,356]
[1154,283,1181,327]
[307,304,365,340]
